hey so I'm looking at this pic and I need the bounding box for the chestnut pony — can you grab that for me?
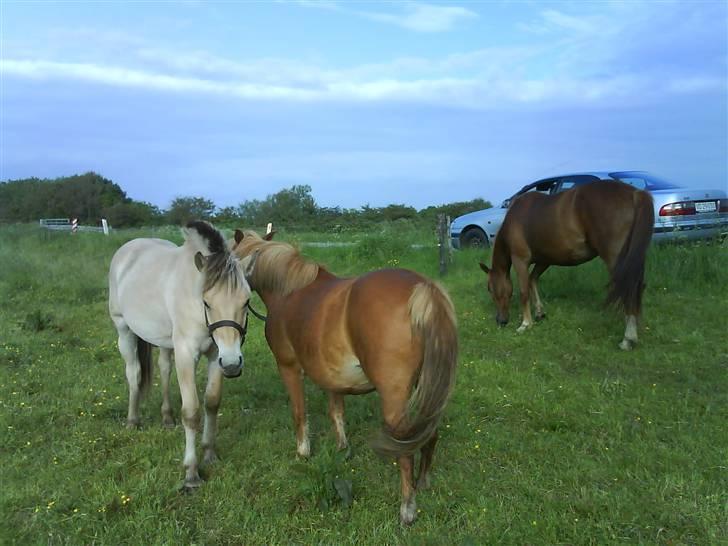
[232,230,458,525]
[479,180,654,349]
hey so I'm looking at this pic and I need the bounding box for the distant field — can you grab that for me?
[1,224,726,545]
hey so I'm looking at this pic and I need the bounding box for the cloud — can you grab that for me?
[3,3,724,110]
[522,9,600,34]
[288,0,477,32]
[356,3,477,33]
[4,56,724,111]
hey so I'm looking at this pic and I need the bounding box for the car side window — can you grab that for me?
[554,175,600,193]
[614,176,647,190]
[526,179,556,194]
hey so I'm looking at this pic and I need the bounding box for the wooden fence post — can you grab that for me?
[437,214,450,276]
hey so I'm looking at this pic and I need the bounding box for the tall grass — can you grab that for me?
[1,224,726,545]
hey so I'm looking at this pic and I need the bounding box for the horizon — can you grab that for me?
[1,1,726,210]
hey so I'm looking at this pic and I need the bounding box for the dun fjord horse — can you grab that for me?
[232,230,458,525]
[480,181,654,350]
[108,221,257,488]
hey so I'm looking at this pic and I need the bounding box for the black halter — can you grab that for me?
[204,303,249,345]
[247,302,267,322]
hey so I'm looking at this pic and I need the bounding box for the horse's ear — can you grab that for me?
[194,251,207,272]
[242,249,261,278]
[263,230,276,241]
[479,262,490,274]
[234,229,244,245]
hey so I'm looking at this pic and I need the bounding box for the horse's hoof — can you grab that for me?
[516,324,531,334]
[181,475,203,491]
[535,312,546,322]
[162,415,175,429]
[296,440,311,458]
[126,419,141,430]
[338,443,352,460]
[203,450,219,465]
[416,474,431,490]
[619,339,636,351]
[400,501,417,526]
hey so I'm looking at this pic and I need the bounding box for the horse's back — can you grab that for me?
[503,181,645,265]
[109,238,179,346]
[110,238,178,294]
[275,268,427,393]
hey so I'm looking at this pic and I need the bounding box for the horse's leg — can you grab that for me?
[278,362,310,457]
[116,324,142,428]
[202,355,224,465]
[158,348,175,428]
[601,250,640,350]
[530,263,549,321]
[380,390,417,525]
[416,430,438,490]
[174,348,202,488]
[327,392,349,453]
[619,315,639,351]
[513,258,534,333]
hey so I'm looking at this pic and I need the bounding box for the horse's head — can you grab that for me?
[479,262,511,326]
[194,251,258,378]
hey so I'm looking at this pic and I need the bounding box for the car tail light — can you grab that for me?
[720,199,728,213]
[659,201,696,216]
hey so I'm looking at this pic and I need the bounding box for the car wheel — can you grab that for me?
[461,227,489,248]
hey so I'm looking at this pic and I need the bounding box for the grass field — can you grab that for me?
[1,224,726,545]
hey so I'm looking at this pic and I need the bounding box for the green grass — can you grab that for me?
[1,225,726,545]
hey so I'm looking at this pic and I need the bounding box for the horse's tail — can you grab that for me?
[372,280,458,458]
[607,189,654,315]
[137,337,153,396]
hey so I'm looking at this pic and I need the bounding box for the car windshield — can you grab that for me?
[609,171,679,190]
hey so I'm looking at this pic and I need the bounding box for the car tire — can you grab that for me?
[461,227,489,248]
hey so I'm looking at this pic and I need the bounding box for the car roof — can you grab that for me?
[532,171,633,182]
[515,171,660,196]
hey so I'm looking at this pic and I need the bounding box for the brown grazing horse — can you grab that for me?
[479,180,654,349]
[232,230,458,525]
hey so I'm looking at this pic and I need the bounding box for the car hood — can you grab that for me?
[451,207,505,227]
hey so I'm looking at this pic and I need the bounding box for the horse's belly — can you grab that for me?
[120,307,174,348]
[539,241,595,266]
[323,356,373,393]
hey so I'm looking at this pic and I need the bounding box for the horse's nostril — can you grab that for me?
[238,356,242,365]
[218,357,223,366]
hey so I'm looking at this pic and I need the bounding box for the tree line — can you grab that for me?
[0,172,491,230]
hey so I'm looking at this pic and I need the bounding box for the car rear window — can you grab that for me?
[609,171,679,190]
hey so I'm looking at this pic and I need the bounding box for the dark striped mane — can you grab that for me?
[185,220,243,292]
[186,220,226,254]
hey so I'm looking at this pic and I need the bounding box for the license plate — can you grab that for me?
[695,201,717,213]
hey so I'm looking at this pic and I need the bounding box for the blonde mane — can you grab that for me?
[235,230,319,296]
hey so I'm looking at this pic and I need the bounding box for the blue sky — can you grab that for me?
[1,1,726,210]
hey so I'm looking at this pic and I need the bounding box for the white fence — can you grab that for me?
[39,218,110,234]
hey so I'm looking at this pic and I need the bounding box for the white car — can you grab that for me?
[450,171,728,248]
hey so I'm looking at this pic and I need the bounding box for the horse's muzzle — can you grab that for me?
[219,357,243,378]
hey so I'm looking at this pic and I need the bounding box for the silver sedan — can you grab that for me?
[450,171,728,248]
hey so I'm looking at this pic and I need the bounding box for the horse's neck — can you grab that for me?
[256,267,336,308]
[171,250,206,316]
[316,267,337,282]
[492,236,512,273]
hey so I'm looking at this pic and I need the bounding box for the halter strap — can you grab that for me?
[247,302,267,322]
[204,304,248,344]
[207,319,247,339]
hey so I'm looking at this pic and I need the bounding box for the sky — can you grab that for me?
[1,0,726,211]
